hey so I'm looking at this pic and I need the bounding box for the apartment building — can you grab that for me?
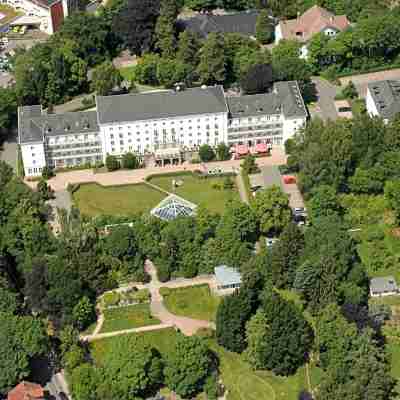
[18,82,307,177]
[366,80,400,123]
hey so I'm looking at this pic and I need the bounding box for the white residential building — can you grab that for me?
[275,5,350,59]
[2,0,68,34]
[18,82,308,177]
[366,80,400,123]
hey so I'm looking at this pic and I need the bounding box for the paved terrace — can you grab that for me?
[25,149,287,191]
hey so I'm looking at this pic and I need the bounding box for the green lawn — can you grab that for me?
[162,285,220,322]
[100,304,160,333]
[90,328,179,366]
[209,340,321,400]
[73,182,166,216]
[386,339,400,397]
[149,174,239,214]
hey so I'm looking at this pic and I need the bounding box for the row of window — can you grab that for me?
[228,131,282,140]
[107,117,221,132]
[47,148,102,158]
[109,138,219,155]
[109,125,219,139]
[228,124,283,133]
[47,133,99,144]
[27,167,42,174]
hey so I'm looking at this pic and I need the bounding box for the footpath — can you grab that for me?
[81,260,216,342]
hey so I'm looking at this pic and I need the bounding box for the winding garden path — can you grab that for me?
[81,260,216,342]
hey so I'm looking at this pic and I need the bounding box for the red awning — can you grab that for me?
[236,145,249,155]
[255,143,268,153]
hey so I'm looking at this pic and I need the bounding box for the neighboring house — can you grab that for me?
[214,265,241,292]
[7,381,45,400]
[275,5,350,58]
[370,276,399,297]
[18,82,307,177]
[2,0,68,34]
[366,80,400,123]
[179,10,262,39]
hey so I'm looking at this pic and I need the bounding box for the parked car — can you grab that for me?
[265,237,279,248]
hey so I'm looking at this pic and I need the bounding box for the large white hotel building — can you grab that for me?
[18,81,307,177]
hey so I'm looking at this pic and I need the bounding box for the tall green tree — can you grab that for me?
[176,30,201,66]
[155,0,178,58]
[102,335,163,398]
[113,0,160,55]
[252,186,291,236]
[255,9,273,44]
[197,33,226,84]
[216,288,255,352]
[91,61,122,95]
[270,222,304,288]
[0,313,48,393]
[165,334,215,398]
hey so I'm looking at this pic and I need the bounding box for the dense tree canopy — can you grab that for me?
[165,334,215,398]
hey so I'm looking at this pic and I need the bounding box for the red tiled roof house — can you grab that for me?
[275,5,350,58]
[7,382,45,400]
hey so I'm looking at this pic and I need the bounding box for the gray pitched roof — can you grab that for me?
[214,265,242,286]
[18,106,99,144]
[274,81,308,118]
[370,276,398,294]
[181,10,261,38]
[368,80,400,120]
[96,86,228,124]
[227,81,307,119]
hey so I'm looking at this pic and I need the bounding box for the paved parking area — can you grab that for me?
[0,131,17,170]
[312,77,339,121]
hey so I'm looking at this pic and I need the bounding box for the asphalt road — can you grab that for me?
[312,77,339,121]
[0,130,17,170]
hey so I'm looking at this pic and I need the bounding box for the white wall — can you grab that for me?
[21,141,46,176]
[366,88,379,117]
[274,23,282,44]
[5,0,54,34]
[99,112,228,160]
[282,117,306,144]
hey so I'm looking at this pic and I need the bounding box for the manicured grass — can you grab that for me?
[90,328,179,366]
[73,182,166,216]
[149,174,239,214]
[386,339,400,396]
[208,340,320,400]
[100,304,160,333]
[162,285,220,322]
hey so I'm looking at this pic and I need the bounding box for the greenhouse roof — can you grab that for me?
[150,194,197,221]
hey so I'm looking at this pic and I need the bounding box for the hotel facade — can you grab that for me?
[18,82,307,177]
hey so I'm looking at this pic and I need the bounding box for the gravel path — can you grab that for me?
[81,260,216,341]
